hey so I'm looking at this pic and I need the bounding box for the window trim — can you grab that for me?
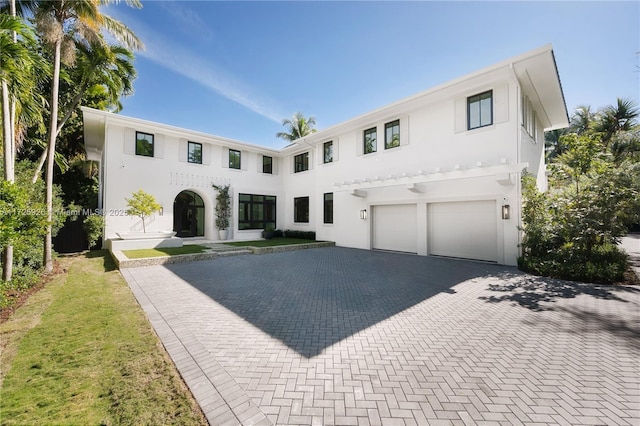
[294,196,310,223]
[262,155,273,174]
[187,141,203,164]
[323,192,333,224]
[294,152,309,173]
[135,131,154,157]
[323,141,333,164]
[364,127,377,154]
[384,119,400,149]
[467,90,493,130]
[229,148,241,169]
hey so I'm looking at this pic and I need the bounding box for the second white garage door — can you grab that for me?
[372,204,417,253]
[428,200,498,262]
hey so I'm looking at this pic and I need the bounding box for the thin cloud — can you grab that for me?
[158,2,215,42]
[108,8,285,123]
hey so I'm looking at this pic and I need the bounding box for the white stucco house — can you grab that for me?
[82,44,568,266]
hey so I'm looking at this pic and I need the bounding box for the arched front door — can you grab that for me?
[173,191,205,237]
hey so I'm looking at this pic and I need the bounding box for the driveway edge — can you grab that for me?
[121,269,272,426]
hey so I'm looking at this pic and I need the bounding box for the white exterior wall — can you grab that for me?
[101,121,283,242]
[84,45,568,266]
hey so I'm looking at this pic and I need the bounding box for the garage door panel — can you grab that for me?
[373,205,417,253]
[428,201,497,262]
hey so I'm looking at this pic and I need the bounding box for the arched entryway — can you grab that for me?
[173,190,205,237]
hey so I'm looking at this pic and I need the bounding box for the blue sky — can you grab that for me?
[106,1,639,149]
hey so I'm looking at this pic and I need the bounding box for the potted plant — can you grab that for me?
[212,184,231,240]
[262,226,275,240]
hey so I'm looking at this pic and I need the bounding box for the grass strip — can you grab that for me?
[0,251,206,425]
[122,245,208,259]
[224,237,316,247]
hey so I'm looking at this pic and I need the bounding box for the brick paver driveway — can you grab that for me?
[121,247,640,426]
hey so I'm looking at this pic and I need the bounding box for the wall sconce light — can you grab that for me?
[159,206,164,216]
[501,204,510,220]
[360,209,367,220]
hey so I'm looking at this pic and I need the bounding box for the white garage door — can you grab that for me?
[428,200,497,262]
[373,204,417,253]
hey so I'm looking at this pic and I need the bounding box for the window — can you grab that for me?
[238,194,276,230]
[294,196,309,223]
[323,193,333,224]
[522,95,537,140]
[385,120,400,149]
[263,155,273,174]
[467,90,493,130]
[229,149,241,169]
[294,152,309,173]
[135,131,154,157]
[323,141,333,164]
[188,141,202,164]
[364,127,377,154]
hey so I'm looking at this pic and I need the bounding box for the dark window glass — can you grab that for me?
[263,155,273,174]
[467,90,493,130]
[238,193,276,230]
[294,152,309,173]
[135,131,154,157]
[323,192,333,224]
[229,149,241,169]
[385,120,400,149]
[294,196,309,223]
[323,141,333,163]
[364,127,377,154]
[188,141,202,164]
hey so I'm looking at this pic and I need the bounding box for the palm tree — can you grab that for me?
[1,10,46,281]
[16,0,143,273]
[570,105,595,134]
[276,112,317,142]
[597,98,639,148]
[30,40,136,181]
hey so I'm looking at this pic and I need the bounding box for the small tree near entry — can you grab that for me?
[125,189,161,233]
[212,184,231,230]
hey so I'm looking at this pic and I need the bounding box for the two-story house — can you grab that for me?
[83,44,568,265]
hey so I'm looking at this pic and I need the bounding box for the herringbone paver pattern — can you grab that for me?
[123,247,640,425]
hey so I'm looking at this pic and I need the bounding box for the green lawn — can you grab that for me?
[122,245,208,259]
[224,237,316,247]
[0,251,206,425]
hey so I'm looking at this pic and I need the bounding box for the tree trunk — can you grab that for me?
[44,39,62,273]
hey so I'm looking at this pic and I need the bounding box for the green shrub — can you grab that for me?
[83,214,105,249]
[282,230,316,240]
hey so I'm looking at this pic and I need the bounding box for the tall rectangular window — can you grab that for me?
[323,141,333,164]
[135,131,154,157]
[229,149,241,169]
[294,196,309,223]
[238,194,276,230]
[364,127,377,154]
[467,90,493,130]
[385,120,400,149]
[188,141,202,164]
[294,152,309,173]
[263,155,273,174]
[323,192,333,224]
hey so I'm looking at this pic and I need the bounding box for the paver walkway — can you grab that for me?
[121,247,640,426]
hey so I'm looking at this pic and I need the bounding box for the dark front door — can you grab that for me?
[173,191,205,238]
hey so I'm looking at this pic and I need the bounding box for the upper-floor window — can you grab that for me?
[188,141,202,164]
[467,90,493,130]
[135,131,154,157]
[294,152,309,173]
[323,192,333,224]
[323,141,333,164]
[364,127,377,154]
[263,155,273,174]
[294,196,309,223]
[229,149,241,169]
[522,95,537,141]
[385,120,400,149]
